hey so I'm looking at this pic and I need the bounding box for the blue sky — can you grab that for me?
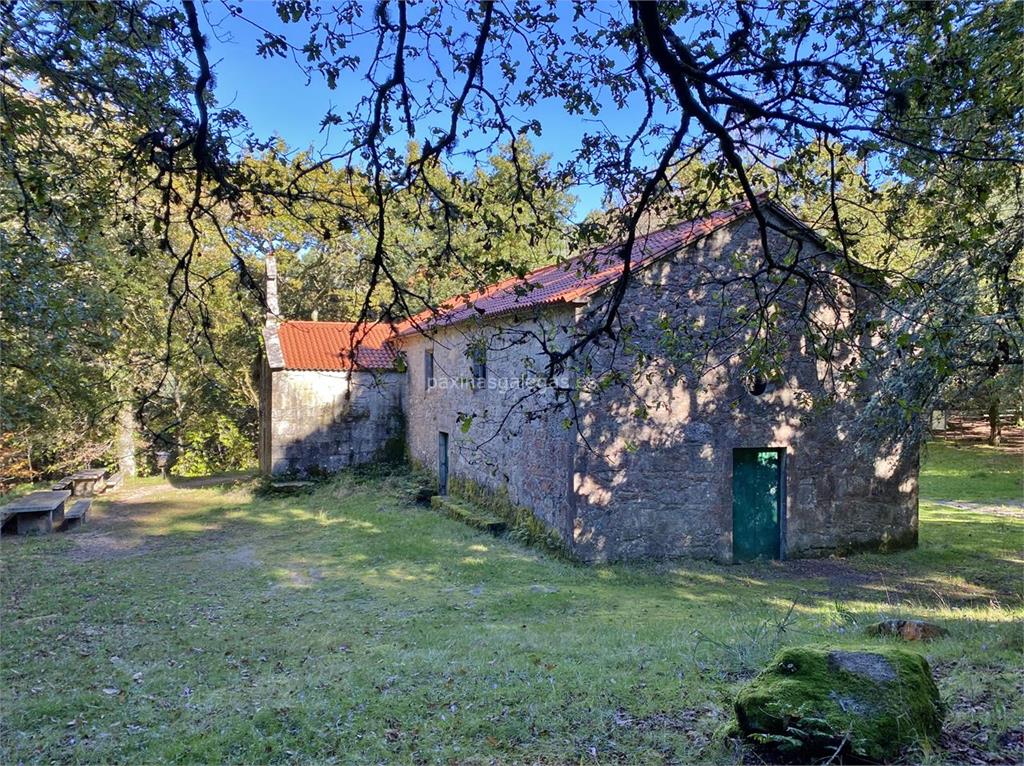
[206,5,344,160]
[204,3,663,216]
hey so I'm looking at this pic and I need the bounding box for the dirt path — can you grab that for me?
[932,419,1024,452]
[66,474,254,562]
[932,499,1024,519]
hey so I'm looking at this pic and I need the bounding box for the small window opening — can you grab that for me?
[467,341,487,388]
[425,349,435,390]
[471,355,487,387]
[747,372,768,396]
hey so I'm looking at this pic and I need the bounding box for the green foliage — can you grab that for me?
[867,0,1024,433]
[174,415,258,477]
[0,80,263,480]
[381,140,574,312]
[244,138,574,326]
[3,0,1020,484]
[1,88,136,477]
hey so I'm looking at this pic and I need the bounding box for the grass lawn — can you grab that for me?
[2,447,1021,764]
[920,441,1023,502]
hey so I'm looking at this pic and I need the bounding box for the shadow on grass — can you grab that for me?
[61,467,1024,623]
[165,471,256,490]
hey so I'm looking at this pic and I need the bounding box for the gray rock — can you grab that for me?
[827,650,897,682]
[867,619,948,641]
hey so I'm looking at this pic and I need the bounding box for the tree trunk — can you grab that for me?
[173,384,186,457]
[117,402,139,476]
[988,399,1002,446]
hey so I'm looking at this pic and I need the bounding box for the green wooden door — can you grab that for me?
[732,449,782,561]
[438,432,449,496]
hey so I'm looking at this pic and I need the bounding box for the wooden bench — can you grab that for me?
[51,478,73,491]
[70,469,107,497]
[63,498,92,529]
[105,472,124,492]
[0,491,72,535]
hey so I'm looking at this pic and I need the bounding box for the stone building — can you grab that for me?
[259,198,919,562]
[260,317,404,475]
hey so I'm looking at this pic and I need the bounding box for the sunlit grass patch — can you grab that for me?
[920,442,1023,501]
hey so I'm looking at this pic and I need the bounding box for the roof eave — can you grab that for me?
[391,297,585,340]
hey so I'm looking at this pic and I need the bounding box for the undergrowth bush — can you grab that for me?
[174,415,257,477]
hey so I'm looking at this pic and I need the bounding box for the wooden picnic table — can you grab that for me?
[71,469,107,497]
[0,490,72,535]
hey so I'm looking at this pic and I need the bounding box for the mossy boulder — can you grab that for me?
[734,646,943,762]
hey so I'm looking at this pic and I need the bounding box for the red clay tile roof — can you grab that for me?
[272,321,397,371]
[395,196,760,336]
[268,198,810,366]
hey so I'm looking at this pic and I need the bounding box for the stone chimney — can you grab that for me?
[265,252,280,325]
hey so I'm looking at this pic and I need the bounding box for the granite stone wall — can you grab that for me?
[265,369,405,476]
[259,209,918,563]
[399,311,578,536]
[569,212,919,562]
[258,357,274,474]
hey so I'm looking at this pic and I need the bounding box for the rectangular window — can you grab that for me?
[424,349,435,390]
[471,352,486,387]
